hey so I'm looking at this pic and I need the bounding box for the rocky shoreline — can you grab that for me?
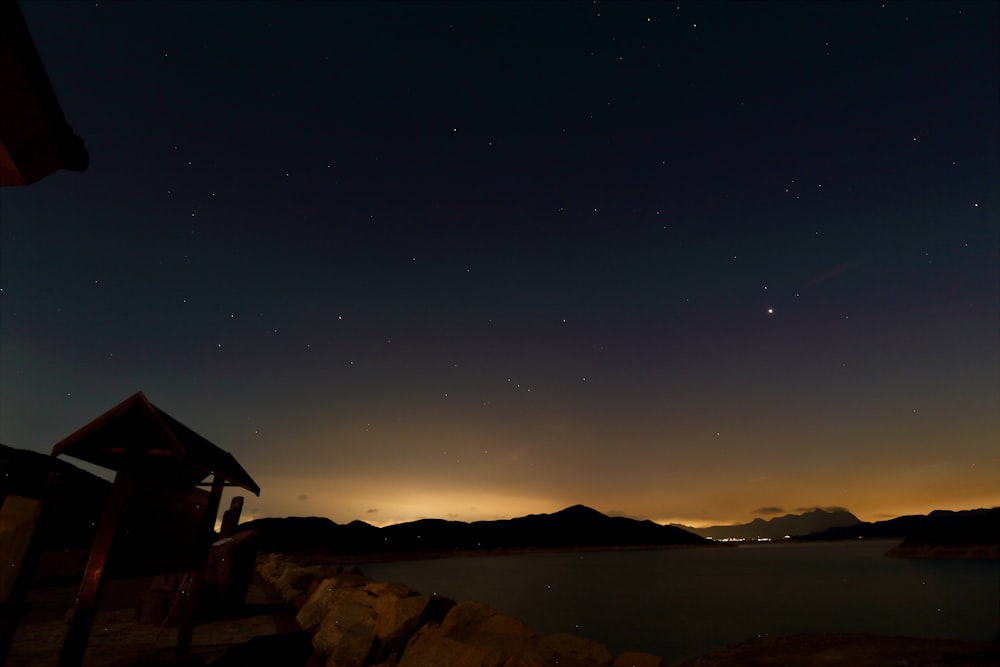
[257,552,1000,667]
[258,552,653,666]
[7,551,997,666]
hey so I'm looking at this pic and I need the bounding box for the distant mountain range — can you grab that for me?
[797,507,999,542]
[240,503,1000,559]
[3,443,995,561]
[677,508,861,540]
[883,508,1000,559]
[239,504,709,556]
[677,507,1000,557]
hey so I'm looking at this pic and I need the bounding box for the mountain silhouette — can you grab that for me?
[884,508,1000,558]
[241,504,707,555]
[679,508,861,540]
[798,507,998,542]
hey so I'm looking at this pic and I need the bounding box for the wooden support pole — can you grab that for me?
[58,447,140,667]
[219,495,244,538]
[175,475,225,656]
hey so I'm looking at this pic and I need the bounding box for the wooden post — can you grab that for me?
[58,447,140,667]
[174,475,225,656]
[219,495,244,538]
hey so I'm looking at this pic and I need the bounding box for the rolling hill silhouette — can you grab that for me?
[679,508,861,540]
[240,504,708,555]
[799,508,999,542]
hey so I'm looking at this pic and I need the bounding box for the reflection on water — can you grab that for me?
[362,540,1000,663]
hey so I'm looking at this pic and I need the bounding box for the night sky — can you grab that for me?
[2,2,997,527]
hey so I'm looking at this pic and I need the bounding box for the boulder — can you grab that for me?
[277,565,333,603]
[378,593,455,664]
[539,632,613,667]
[365,580,418,598]
[311,592,379,663]
[373,593,435,657]
[297,573,375,631]
[395,600,613,667]
[321,619,379,667]
[256,553,358,605]
[439,600,536,653]
[397,622,509,667]
[395,601,541,667]
[294,570,460,665]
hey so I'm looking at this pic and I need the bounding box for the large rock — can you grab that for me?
[274,563,335,603]
[365,580,417,598]
[396,600,613,667]
[297,572,375,632]
[302,575,459,666]
[311,590,379,664]
[539,633,613,666]
[396,601,539,667]
[440,601,537,651]
[398,623,510,667]
[256,553,358,605]
[375,595,434,657]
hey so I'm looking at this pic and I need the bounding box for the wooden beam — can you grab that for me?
[219,496,244,538]
[58,446,140,667]
[174,474,225,656]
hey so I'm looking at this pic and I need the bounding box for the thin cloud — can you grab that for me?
[753,506,784,516]
[794,505,850,513]
[806,262,850,288]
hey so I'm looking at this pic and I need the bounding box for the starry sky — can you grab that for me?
[2,1,997,528]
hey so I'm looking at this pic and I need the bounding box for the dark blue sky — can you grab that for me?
[2,1,997,525]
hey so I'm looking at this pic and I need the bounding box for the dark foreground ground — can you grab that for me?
[6,573,302,667]
[8,573,998,666]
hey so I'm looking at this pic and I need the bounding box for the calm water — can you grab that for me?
[361,541,1000,663]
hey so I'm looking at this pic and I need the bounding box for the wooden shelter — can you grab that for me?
[0,2,88,185]
[49,392,259,667]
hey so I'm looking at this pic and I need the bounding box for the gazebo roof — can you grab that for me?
[51,392,260,495]
[0,2,88,185]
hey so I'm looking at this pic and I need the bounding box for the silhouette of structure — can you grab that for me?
[0,2,88,185]
[48,392,259,667]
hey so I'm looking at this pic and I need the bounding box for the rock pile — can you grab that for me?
[256,553,665,667]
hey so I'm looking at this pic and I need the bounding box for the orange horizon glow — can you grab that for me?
[223,477,1000,530]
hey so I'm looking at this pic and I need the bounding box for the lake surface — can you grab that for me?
[361,541,1000,663]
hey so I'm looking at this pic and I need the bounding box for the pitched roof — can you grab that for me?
[50,392,260,495]
[0,2,88,185]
